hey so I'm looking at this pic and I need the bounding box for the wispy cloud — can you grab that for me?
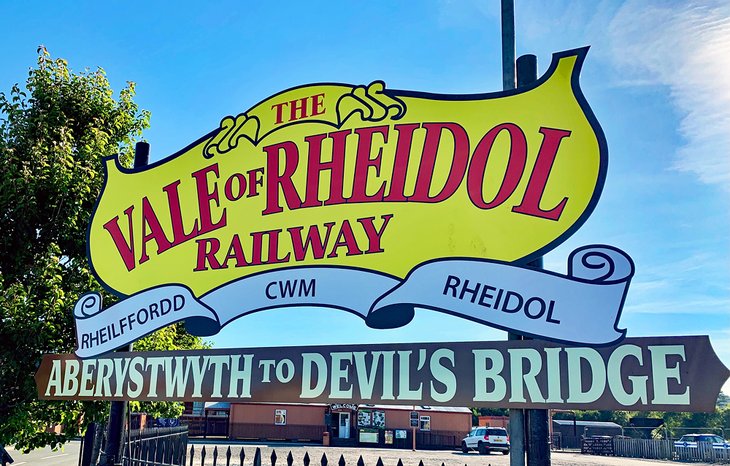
[616,251,730,314]
[625,296,730,315]
[443,0,730,186]
[607,0,730,187]
[498,0,730,189]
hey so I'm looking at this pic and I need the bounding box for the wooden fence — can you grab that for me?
[579,437,730,463]
[613,438,673,460]
[414,431,462,450]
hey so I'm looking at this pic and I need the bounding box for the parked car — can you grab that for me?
[461,427,510,455]
[674,434,729,450]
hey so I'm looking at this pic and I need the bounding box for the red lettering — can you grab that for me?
[301,131,347,208]
[350,126,389,203]
[288,223,336,261]
[290,97,308,121]
[357,214,393,253]
[411,123,470,202]
[163,180,200,246]
[324,130,350,206]
[224,173,246,201]
[139,197,173,264]
[249,231,265,266]
[262,142,303,215]
[191,163,227,234]
[222,235,249,268]
[327,220,363,258]
[311,93,325,116]
[272,94,326,125]
[467,123,527,209]
[272,102,288,125]
[194,238,221,271]
[247,168,264,197]
[384,124,420,202]
[102,205,136,272]
[512,127,571,220]
[266,229,290,264]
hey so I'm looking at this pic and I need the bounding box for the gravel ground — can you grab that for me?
[186,442,718,466]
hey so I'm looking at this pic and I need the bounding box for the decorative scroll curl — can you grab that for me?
[203,113,260,158]
[336,81,406,125]
[76,293,102,318]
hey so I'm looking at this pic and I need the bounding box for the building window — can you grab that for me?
[275,409,287,425]
[419,416,431,431]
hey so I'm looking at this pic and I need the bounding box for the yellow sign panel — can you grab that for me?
[89,48,605,298]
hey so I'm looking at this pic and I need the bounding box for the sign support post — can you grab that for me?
[500,2,528,466]
[500,0,516,90]
[103,141,149,466]
[525,261,551,465]
[411,407,418,451]
[516,52,551,466]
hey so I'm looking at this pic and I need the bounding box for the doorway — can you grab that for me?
[338,412,350,439]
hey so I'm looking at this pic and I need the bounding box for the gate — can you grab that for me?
[122,426,189,466]
[80,423,189,466]
[181,415,230,437]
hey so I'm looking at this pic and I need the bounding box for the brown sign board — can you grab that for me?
[35,336,728,412]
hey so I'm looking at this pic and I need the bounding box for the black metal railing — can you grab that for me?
[183,446,480,466]
[122,426,189,466]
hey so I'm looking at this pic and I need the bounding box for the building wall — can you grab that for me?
[479,415,509,428]
[231,403,326,426]
[229,403,327,442]
[227,403,471,448]
[378,409,470,432]
[354,408,471,449]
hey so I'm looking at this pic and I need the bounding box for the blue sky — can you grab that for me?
[2,1,728,395]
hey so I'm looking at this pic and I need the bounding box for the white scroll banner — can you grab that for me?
[74,245,633,358]
[73,285,217,358]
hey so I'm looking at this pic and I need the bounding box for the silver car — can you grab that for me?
[461,427,510,455]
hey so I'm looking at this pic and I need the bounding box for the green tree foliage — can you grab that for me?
[130,325,210,420]
[470,395,730,435]
[549,397,730,440]
[718,392,729,409]
[0,48,204,451]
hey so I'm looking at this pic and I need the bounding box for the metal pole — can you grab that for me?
[508,333,526,466]
[517,54,537,88]
[134,141,150,168]
[412,405,416,451]
[548,409,553,448]
[501,2,524,465]
[516,54,550,466]
[104,141,149,465]
[501,0,516,91]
